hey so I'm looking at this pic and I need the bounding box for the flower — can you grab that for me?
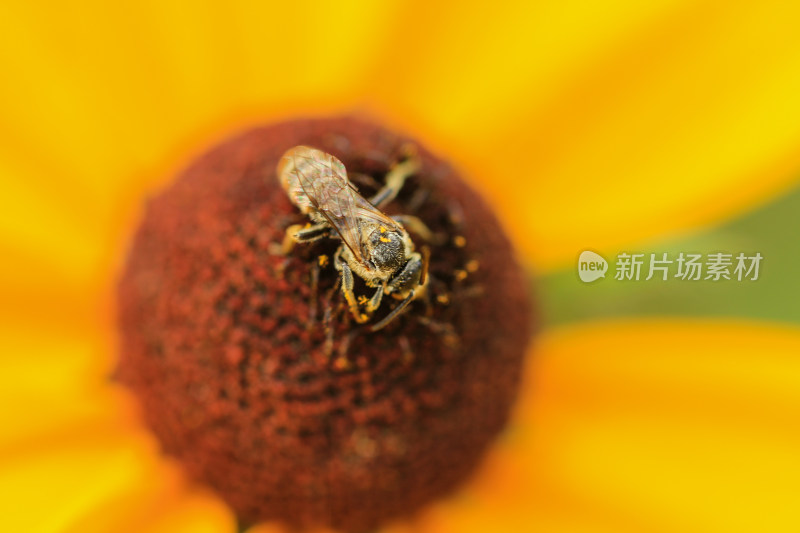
[117,117,532,531]
[3,1,800,532]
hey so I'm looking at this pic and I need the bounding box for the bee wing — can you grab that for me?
[289,148,368,261]
[353,195,403,229]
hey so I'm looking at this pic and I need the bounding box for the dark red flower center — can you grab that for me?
[117,117,533,532]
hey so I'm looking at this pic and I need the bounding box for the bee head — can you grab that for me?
[366,227,405,272]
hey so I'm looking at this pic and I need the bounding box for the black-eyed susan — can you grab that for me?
[4,1,800,533]
[117,117,532,531]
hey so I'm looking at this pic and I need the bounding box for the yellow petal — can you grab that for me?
[0,327,111,395]
[0,0,394,205]
[0,387,133,456]
[422,319,800,532]
[131,487,235,533]
[0,245,102,335]
[0,1,401,311]
[0,158,105,287]
[60,462,184,533]
[0,428,170,533]
[367,0,800,271]
[0,326,123,449]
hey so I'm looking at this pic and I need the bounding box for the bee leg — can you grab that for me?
[282,223,330,254]
[348,172,382,190]
[399,335,414,363]
[370,290,415,332]
[417,316,460,349]
[369,150,421,208]
[307,261,320,326]
[386,252,426,296]
[391,215,441,244]
[370,254,426,332]
[364,284,385,314]
[420,245,430,286]
[334,246,369,324]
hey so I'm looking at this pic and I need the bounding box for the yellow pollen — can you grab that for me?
[454,270,468,282]
[358,295,369,305]
[380,236,391,243]
[437,294,450,305]
[333,356,350,370]
[379,226,387,233]
[318,254,329,267]
[465,259,479,272]
[453,235,466,247]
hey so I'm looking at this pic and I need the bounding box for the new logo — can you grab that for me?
[578,250,608,283]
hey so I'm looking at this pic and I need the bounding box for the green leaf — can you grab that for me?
[536,184,800,326]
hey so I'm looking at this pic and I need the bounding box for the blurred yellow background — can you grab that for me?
[3,1,800,532]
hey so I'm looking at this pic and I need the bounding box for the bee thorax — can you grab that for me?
[366,229,406,272]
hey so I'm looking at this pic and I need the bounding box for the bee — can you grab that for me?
[277,145,431,331]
